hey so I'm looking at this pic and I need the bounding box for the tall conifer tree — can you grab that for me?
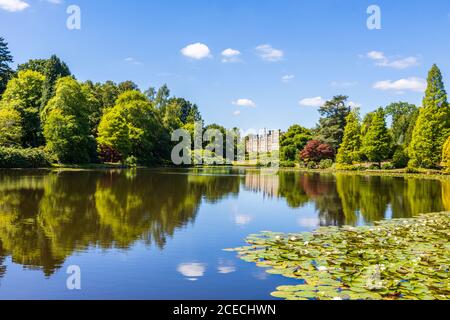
[409,64,450,168]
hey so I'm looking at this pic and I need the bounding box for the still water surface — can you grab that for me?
[0,168,447,299]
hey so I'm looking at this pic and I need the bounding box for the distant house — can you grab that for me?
[245,129,281,154]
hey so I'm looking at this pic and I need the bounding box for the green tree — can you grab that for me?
[97,91,168,164]
[1,70,46,147]
[169,97,202,124]
[17,59,48,74]
[96,107,131,162]
[161,100,183,132]
[19,56,72,108]
[385,102,417,146]
[81,81,103,136]
[144,86,156,101]
[99,81,120,108]
[361,108,391,167]
[42,77,95,163]
[409,64,450,168]
[118,80,139,93]
[40,55,71,108]
[315,95,351,150]
[0,106,22,147]
[280,125,312,161]
[155,84,170,111]
[361,111,375,137]
[336,109,362,165]
[0,37,14,96]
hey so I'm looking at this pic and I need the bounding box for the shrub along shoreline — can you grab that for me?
[0,147,50,168]
[2,158,450,184]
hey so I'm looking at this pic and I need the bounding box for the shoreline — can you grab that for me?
[1,165,450,181]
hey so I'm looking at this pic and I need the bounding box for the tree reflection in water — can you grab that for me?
[0,169,447,277]
[245,171,446,225]
[0,169,240,276]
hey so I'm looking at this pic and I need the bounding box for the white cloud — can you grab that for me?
[221,48,241,63]
[299,96,326,107]
[298,217,320,228]
[217,259,236,274]
[373,77,426,93]
[281,75,295,83]
[366,51,419,69]
[256,44,284,62]
[367,51,385,60]
[0,0,29,12]
[177,263,206,281]
[181,43,211,60]
[234,214,252,226]
[46,0,62,4]
[124,57,142,65]
[233,99,256,108]
[218,266,236,274]
[233,110,241,116]
[348,101,362,109]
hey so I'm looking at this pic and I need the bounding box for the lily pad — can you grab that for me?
[226,212,450,301]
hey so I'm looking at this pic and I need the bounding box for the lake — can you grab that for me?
[0,168,448,299]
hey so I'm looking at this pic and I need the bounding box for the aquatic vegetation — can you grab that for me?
[226,212,450,300]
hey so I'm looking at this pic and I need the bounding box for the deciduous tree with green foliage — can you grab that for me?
[155,84,170,111]
[97,91,169,165]
[118,80,139,93]
[18,56,71,109]
[409,64,450,168]
[442,136,450,170]
[361,108,391,167]
[315,95,351,150]
[336,109,362,165]
[0,37,14,96]
[42,77,95,163]
[385,102,418,146]
[1,70,46,147]
[96,107,131,162]
[280,125,312,162]
[0,106,22,147]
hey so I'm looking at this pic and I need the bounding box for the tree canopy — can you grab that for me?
[0,37,13,96]
[336,109,362,165]
[1,70,46,147]
[97,91,168,164]
[361,108,392,167]
[315,95,351,150]
[42,77,95,163]
[385,102,418,146]
[409,64,450,168]
[280,125,312,161]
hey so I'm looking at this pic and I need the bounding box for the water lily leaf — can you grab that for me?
[226,212,450,301]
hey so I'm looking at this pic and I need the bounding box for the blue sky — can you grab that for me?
[1,0,450,131]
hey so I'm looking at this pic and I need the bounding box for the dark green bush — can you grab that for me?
[405,166,420,174]
[392,146,409,169]
[381,162,395,170]
[319,159,333,169]
[125,155,138,167]
[0,147,51,168]
[280,160,296,168]
[307,161,317,169]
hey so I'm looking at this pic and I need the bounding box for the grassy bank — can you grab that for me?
[226,212,450,300]
[277,167,450,181]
